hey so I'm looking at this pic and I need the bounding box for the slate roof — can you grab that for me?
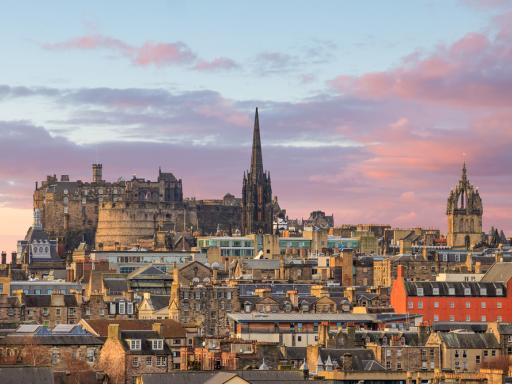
[497,324,512,335]
[120,330,170,355]
[433,322,488,332]
[23,294,78,307]
[0,335,102,346]
[0,367,54,384]
[149,295,171,311]
[81,319,186,338]
[317,348,380,371]
[242,259,280,270]
[103,277,128,293]
[128,265,171,279]
[283,346,307,360]
[481,262,512,282]
[404,281,505,297]
[439,332,500,349]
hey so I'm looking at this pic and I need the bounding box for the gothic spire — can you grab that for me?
[250,107,264,178]
[462,162,467,182]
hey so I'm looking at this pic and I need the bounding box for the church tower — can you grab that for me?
[446,163,483,249]
[242,108,273,235]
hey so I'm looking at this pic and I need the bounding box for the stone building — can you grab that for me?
[242,108,273,235]
[97,323,173,384]
[168,262,240,336]
[447,163,483,249]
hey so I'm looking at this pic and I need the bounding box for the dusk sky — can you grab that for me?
[1,1,512,251]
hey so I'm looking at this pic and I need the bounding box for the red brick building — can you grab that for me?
[391,265,512,323]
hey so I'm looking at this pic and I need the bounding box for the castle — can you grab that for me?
[34,165,241,251]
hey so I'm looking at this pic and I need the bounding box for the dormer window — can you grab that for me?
[480,288,487,296]
[496,288,503,296]
[448,287,455,295]
[417,288,424,296]
[152,339,164,350]
[433,288,439,295]
[464,288,471,296]
[129,339,141,350]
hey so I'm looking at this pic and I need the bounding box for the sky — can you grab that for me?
[1,0,512,251]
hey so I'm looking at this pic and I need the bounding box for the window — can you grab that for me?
[87,348,95,363]
[448,287,455,295]
[408,302,414,309]
[498,316,503,322]
[51,351,59,365]
[466,302,471,308]
[127,302,134,315]
[146,356,152,366]
[482,315,487,322]
[156,356,167,367]
[119,301,126,314]
[397,362,402,370]
[434,314,439,322]
[480,288,487,296]
[464,288,471,296]
[130,340,141,350]
[492,350,496,356]
[298,336,302,342]
[481,302,486,309]
[496,288,503,296]
[56,309,61,316]
[386,361,391,370]
[433,287,439,295]
[449,315,455,322]
[418,301,423,309]
[476,355,481,364]
[434,302,439,308]
[484,350,488,357]
[132,357,139,367]
[466,315,471,322]
[450,302,455,309]
[152,340,164,350]
[498,302,502,309]
[417,287,424,296]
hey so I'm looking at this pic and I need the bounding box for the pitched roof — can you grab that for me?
[128,265,171,279]
[404,281,505,297]
[439,332,500,349]
[0,367,53,384]
[481,262,512,282]
[80,319,186,338]
[120,330,171,355]
[23,294,78,307]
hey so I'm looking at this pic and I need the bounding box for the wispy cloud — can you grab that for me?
[43,33,238,71]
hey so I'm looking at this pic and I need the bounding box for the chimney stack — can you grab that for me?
[108,324,120,340]
[1,251,6,265]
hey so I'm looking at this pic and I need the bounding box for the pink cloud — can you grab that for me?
[329,20,512,107]
[133,41,195,66]
[43,33,239,71]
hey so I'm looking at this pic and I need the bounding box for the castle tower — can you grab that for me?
[446,163,483,249]
[242,108,273,235]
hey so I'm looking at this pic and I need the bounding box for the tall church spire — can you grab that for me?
[250,107,264,179]
[242,107,273,235]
